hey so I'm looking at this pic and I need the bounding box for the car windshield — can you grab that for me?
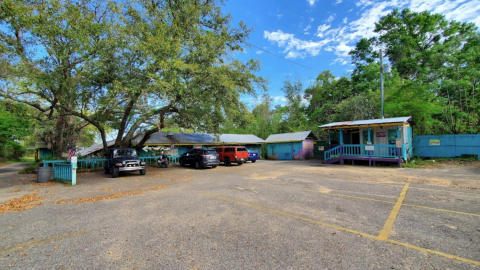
[114,149,138,157]
[237,148,248,152]
[205,150,217,155]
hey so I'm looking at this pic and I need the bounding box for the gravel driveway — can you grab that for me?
[1,161,479,269]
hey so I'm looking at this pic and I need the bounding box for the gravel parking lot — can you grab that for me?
[1,160,479,269]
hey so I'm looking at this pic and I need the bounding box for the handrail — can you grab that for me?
[324,144,406,161]
[324,145,342,161]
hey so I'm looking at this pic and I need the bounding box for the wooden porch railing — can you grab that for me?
[325,144,406,162]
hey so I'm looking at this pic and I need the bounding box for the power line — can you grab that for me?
[245,42,319,72]
[240,1,307,38]
[272,0,310,20]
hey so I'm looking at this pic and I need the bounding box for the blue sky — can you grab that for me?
[221,0,480,107]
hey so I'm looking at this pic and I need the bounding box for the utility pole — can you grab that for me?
[380,50,384,119]
[379,50,391,119]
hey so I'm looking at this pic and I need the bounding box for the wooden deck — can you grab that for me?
[324,144,404,167]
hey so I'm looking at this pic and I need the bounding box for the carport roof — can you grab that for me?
[319,116,412,130]
[265,131,317,143]
[136,131,264,145]
[77,140,115,157]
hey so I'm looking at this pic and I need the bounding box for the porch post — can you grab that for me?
[367,126,371,144]
[328,130,331,144]
[339,128,343,144]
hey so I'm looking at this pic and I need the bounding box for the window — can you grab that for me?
[206,150,217,155]
[114,149,138,157]
[237,148,247,152]
[225,148,234,152]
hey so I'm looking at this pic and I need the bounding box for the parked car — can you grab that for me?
[245,150,259,163]
[214,146,249,166]
[179,148,220,169]
[104,148,146,178]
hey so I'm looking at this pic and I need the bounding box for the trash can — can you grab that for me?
[37,167,52,183]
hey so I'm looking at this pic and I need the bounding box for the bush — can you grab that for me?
[19,162,42,174]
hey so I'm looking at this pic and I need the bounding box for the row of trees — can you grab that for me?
[1,5,478,159]
[224,9,480,139]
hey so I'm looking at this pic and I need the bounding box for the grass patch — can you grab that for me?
[5,157,36,163]
[19,162,42,174]
[403,157,480,168]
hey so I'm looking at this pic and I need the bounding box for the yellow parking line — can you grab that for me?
[201,192,377,240]
[0,229,93,253]
[261,183,396,204]
[280,176,480,197]
[202,192,480,267]
[259,182,480,218]
[402,203,480,217]
[378,181,410,240]
[386,239,480,266]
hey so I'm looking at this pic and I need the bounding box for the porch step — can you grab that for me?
[324,156,341,164]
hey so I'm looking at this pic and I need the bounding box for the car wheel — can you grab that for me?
[140,169,146,175]
[251,160,256,163]
[194,161,201,169]
[237,161,243,166]
[104,167,110,174]
[111,168,118,178]
[180,160,185,167]
[224,157,231,166]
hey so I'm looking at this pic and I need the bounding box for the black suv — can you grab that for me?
[104,148,146,178]
[179,148,220,169]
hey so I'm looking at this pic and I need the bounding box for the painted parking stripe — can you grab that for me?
[259,182,480,218]
[0,229,93,253]
[294,176,480,197]
[202,192,480,267]
[378,180,410,240]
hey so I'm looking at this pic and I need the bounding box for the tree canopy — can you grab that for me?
[1,0,264,155]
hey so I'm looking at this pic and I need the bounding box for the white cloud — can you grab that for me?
[277,13,283,19]
[316,24,331,37]
[336,0,343,3]
[264,30,331,59]
[263,0,480,66]
[256,50,264,55]
[304,25,312,31]
[273,96,288,105]
[326,14,336,23]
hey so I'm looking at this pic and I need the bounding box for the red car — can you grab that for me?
[214,146,249,166]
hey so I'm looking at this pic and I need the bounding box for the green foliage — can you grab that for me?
[1,0,265,154]
[348,8,480,134]
[19,162,41,174]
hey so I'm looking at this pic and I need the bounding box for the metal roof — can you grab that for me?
[136,131,264,145]
[220,134,264,144]
[265,131,317,143]
[77,140,115,157]
[140,131,217,145]
[319,117,412,129]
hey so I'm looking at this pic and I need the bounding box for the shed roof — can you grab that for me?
[220,134,264,144]
[265,131,317,143]
[319,117,412,130]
